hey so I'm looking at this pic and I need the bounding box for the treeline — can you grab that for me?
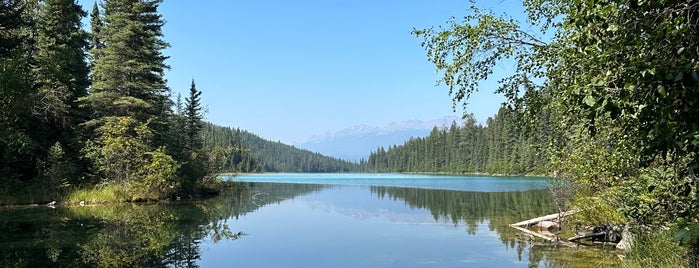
[200,122,360,173]
[201,122,261,173]
[0,0,222,202]
[238,130,361,173]
[365,109,550,175]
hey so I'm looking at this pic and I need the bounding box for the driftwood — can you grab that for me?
[511,226,578,248]
[510,210,578,227]
[509,210,580,248]
[567,232,607,242]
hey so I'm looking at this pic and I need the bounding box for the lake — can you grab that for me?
[0,173,619,267]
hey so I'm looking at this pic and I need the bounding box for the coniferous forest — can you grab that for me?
[365,108,550,175]
[0,0,214,202]
[0,0,356,204]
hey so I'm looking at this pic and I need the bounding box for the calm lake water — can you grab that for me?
[0,173,619,267]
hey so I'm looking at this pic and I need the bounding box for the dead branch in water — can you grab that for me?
[509,210,579,227]
[511,226,579,248]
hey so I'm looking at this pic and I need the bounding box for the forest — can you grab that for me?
[0,0,222,202]
[201,122,360,173]
[0,0,359,205]
[365,108,550,175]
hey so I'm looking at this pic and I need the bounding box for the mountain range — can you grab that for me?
[296,116,463,162]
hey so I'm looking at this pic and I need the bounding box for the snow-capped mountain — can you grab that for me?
[297,116,462,162]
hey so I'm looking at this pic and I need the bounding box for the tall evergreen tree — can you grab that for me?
[84,0,169,123]
[89,2,103,52]
[82,0,177,197]
[33,0,89,127]
[184,79,203,153]
[0,0,36,181]
[32,0,90,187]
[179,79,206,192]
[0,0,24,56]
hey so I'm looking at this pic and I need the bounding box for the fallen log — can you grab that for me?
[509,210,579,227]
[567,232,607,242]
[511,226,578,248]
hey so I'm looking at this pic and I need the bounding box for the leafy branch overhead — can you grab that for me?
[413,3,552,111]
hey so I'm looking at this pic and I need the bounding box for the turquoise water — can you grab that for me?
[227,173,549,192]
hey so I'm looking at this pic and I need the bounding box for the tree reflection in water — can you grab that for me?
[370,186,620,268]
[0,183,618,267]
[0,182,325,267]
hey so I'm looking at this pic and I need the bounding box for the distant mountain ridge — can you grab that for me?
[298,116,463,162]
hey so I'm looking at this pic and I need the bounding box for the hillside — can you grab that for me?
[297,116,461,161]
[238,130,361,173]
[202,122,360,173]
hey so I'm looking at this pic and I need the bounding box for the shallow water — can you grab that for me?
[0,174,619,267]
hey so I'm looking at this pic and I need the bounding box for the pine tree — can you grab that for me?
[178,79,206,192]
[0,0,36,181]
[84,0,169,122]
[31,0,90,186]
[89,2,103,52]
[82,0,176,195]
[33,0,89,132]
[184,79,203,153]
[0,0,24,56]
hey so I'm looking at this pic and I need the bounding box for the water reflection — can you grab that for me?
[369,186,619,267]
[0,182,617,267]
[0,183,325,267]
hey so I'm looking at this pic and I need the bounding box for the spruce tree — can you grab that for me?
[180,79,205,192]
[82,0,177,196]
[184,79,203,152]
[0,0,36,181]
[85,0,169,122]
[89,2,103,52]
[32,0,90,186]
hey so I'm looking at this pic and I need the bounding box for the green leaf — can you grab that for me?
[657,85,667,97]
[593,78,605,87]
[584,95,596,107]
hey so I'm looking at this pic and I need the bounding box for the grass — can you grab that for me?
[621,229,693,268]
[64,184,126,205]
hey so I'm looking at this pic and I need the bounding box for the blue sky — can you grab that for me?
[78,0,523,144]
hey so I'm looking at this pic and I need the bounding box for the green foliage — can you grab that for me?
[33,0,89,127]
[135,147,180,200]
[569,195,624,227]
[0,0,38,182]
[417,0,699,252]
[184,79,203,153]
[622,229,692,268]
[618,166,698,228]
[40,142,72,190]
[413,3,548,111]
[1,0,237,203]
[84,116,151,185]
